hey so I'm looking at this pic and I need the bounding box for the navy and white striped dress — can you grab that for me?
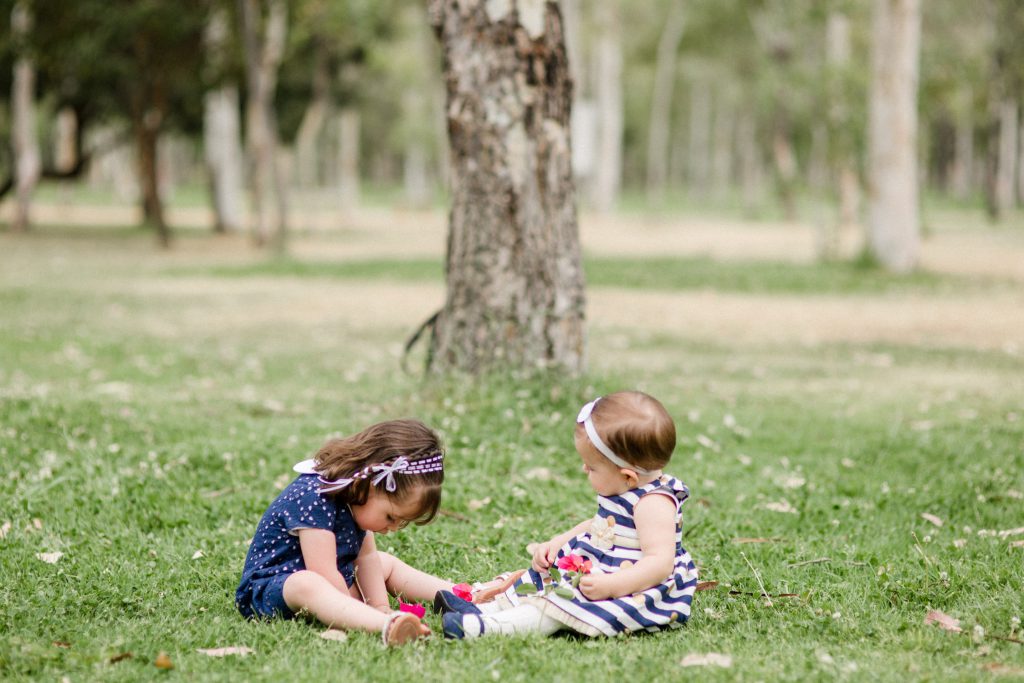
[504,475,698,637]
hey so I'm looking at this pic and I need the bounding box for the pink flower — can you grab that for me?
[452,583,474,602]
[398,600,425,619]
[555,554,592,574]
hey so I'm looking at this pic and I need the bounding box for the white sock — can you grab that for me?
[462,604,562,638]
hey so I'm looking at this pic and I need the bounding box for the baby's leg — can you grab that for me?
[444,604,562,639]
[377,551,454,601]
[283,570,389,632]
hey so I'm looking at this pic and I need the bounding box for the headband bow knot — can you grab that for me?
[371,456,410,492]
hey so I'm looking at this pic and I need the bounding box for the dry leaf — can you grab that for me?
[467,497,491,511]
[36,552,63,564]
[197,646,254,657]
[924,609,962,633]
[52,641,71,649]
[762,500,798,514]
[921,513,944,527]
[109,652,133,663]
[696,581,720,592]
[320,629,349,642]
[1010,540,1024,548]
[998,527,1024,538]
[680,652,733,668]
[32,518,43,530]
[191,550,204,560]
[0,521,11,538]
[982,663,1024,675]
[154,652,174,669]
[523,467,552,481]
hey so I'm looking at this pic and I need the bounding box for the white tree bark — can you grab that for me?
[711,91,735,197]
[995,98,1018,215]
[203,9,244,232]
[10,2,40,233]
[293,45,330,188]
[240,0,288,249]
[591,0,622,213]
[336,107,361,209]
[688,78,711,194]
[645,1,686,201]
[867,0,921,273]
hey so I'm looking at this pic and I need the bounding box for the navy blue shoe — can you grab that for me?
[442,612,485,639]
[433,590,482,615]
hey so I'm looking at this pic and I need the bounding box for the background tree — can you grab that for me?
[866,0,922,272]
[9,1,40,233]
[427,0,585,375]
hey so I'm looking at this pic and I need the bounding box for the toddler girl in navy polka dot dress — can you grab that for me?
[237,419,487,645]
[435,392,699,640]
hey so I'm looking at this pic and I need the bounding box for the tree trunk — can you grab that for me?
[54,107,78,173]
[10,2,40,233]
[950,89,973,200]
[240,0,288,250]
[995,98,1018,216]
[134,108,169,247]
[737,108,763,216]
[427,0,585,375]
[336,107,361,209]
[867,0,921,272]
[591,0,622,213]
[204,8,244,233]
[772,121,798,221]
[403,139,430,207]
[645,1,686,203]
[711,92,735,198]
[294,41,330,188]
[688,78,712,195]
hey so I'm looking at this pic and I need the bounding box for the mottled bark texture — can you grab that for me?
[427,0,585,375]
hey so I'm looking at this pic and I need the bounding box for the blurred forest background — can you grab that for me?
[2,0,1023,260]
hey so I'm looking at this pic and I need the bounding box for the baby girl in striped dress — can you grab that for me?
[437,391,699,638]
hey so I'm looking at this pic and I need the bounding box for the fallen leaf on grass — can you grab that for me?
[154,652,173,669]
[761,500,798,514]
[320,629,348,642]
[921,513,944,527]
[191,550,204,560]
[695,581,719,592]
[924,609,962,633]
[1010,540,1024,548]
[982,663,1024,675]
[109,652,133,663]
[36,552,63,564]
[52,641,71,649]
[197,646,254,657]
[467,497,491,511]
[680,652,732,668]
[732,537,781,544]
[0,521,10,538]
[523,467,552,481]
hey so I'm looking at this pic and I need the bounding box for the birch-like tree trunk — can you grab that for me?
[867,0,921,273]
[591,0,622,213]
[688,78,711,194]
[427,0,585,375]
[294,42,330,188]
[645,1,686,202]
[949,87,973,200]
[335,107,361,209]
[204,9,244,233]
[10,2,40,233]
[994,99,1018,216]
[54,107,77,174]
[240,0,288,250]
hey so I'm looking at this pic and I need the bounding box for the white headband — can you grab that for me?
[577,398,653,474]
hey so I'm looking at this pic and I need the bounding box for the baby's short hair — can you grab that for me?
[586,391,676,471]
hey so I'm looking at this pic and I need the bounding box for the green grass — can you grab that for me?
[182,254,1000,297]
[2,233,1023,682]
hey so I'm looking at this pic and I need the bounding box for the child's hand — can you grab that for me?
[531,540,561,572]
[578,573,616,601]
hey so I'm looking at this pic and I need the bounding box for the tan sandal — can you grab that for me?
[472,569,526,603]
[381,612,425,646]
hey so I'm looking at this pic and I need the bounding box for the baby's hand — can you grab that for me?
[578,574,616,601]
[531,540,561,572]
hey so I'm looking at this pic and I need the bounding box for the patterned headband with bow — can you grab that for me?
[293,452,445,493]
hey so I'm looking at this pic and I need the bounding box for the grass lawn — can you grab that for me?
[1,228,1023,682]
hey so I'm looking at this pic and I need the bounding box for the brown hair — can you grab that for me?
[582,391,676,470]
[313,419,444,525]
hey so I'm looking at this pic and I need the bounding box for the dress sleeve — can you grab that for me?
[281,477,337,535]
[642,476,690,510]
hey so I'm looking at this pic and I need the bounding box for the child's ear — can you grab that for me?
[619,468,640,488]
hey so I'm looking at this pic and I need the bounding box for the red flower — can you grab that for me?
[398,600,425,619]
[452,583,474,602]
[555,554,592,574]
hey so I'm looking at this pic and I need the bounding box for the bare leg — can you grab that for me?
[283,570,389,632]
[378,551,453,601]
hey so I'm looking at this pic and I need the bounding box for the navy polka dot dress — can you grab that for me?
[236,473,365,619]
